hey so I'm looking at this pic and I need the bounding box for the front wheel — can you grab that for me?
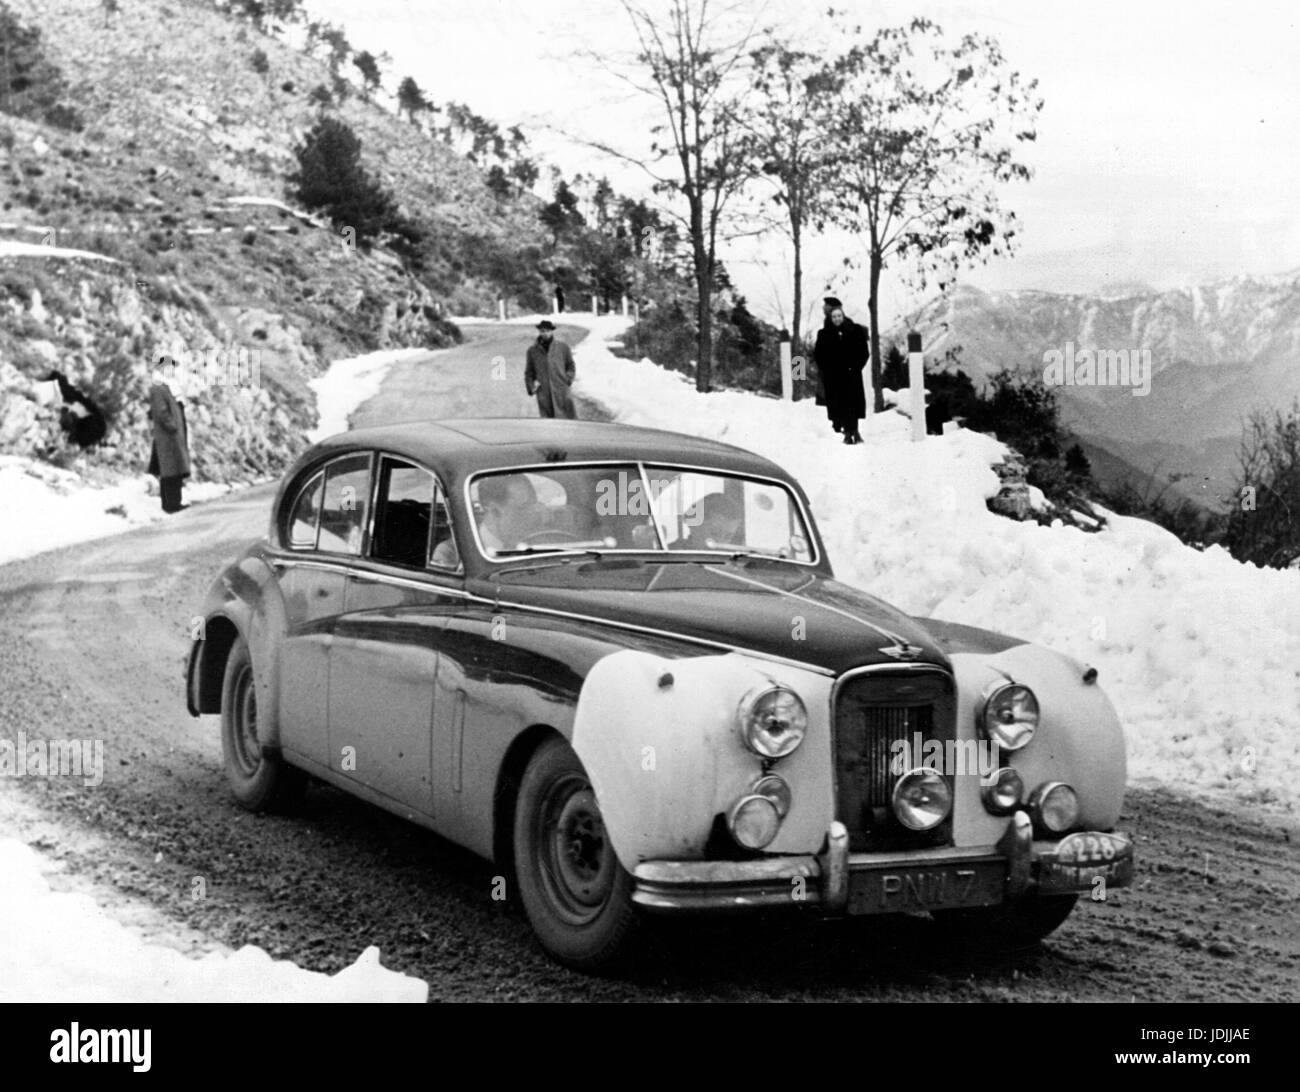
[512,737,641,972]
[220,636,306,813]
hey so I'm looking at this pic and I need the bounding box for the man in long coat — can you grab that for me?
[524,320,577,419]
[813,304,869,444]
[147,365,192,512]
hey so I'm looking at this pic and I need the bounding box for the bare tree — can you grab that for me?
[823,18,1042,411]
[1226,401,1300,567]
[741,41,837,361]
[584,0,764,391]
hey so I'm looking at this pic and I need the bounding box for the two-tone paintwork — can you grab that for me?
[187,419,1127,889]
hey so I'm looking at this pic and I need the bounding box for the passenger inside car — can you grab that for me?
[680,493,743,549]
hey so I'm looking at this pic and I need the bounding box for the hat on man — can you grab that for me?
[823,296,843,308]
[536,319,557,331]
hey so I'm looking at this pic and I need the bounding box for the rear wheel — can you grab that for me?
[512,737,640,972]
[220,637,305,813]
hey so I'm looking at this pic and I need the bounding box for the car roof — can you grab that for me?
[301,418,799,484]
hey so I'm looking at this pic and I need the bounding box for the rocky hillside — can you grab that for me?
[901,275,1300,508]
[0,0,549,485]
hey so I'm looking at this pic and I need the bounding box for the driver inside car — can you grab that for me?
[477,474,546,553]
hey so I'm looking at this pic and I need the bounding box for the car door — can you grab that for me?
[328,455,463,820]
[274,454,368,769]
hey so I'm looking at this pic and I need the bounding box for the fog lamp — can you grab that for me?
[892,768,952,831]
[981,767,1024,815]
[728,794,782,849]
[1030,781,1079,834]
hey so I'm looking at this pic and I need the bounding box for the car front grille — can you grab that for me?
[833,667,956,851]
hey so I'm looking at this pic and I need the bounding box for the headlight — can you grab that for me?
[728,794,782,849]
[981,767,1024,815]
[737,685,807,759]
[980,683,1039,752]
[751,774,791,818]
[892,768,952,831]
[1029,782,1078,834]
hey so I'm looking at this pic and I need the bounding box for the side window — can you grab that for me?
[317,454,371,556]
[428,478,459,571]
[287,471,324,549]
[372,459,434,569]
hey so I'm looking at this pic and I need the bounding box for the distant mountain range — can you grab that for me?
[900,274,1300,509]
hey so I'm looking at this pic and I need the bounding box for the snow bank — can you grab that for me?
[0,840,426,1002]
[0,239,118,263]
[307,347,432,443]
[0,457,230,566]
[567,315,1300,814]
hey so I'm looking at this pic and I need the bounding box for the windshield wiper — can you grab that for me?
[491,550,605,575]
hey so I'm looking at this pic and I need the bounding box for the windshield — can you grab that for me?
[466,463,815,563]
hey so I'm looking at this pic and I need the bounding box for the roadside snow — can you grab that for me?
[0,239,118,263]
[307,347,433,443]
[0,457,230,566]
[0,840,427,1002]
[563,314,1300,814]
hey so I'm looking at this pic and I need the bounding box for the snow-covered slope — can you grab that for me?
[573,316,1300,814]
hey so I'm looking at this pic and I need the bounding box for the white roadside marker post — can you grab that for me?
[908,331,925,442]
[779,329,793,402]
[622,295,629,316]
[591,294,599,316]
[498,298,506,322]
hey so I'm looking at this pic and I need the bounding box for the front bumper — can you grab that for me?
[631,812,1134,914]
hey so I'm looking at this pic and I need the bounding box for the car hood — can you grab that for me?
[483,560,950,675]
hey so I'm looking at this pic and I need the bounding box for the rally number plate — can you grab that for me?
[1039,832,1134,892]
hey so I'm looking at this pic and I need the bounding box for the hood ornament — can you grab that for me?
[879,632,923,661]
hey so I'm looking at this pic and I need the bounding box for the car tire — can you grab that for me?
[220,636,305,813]
[513,736,641,972]
[933,893,1079,952]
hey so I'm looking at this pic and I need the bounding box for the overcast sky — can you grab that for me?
[304,0,1300,328]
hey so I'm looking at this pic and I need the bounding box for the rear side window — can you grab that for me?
[317,454,372,555]
[287,471,324,549]
[371,459,435,568]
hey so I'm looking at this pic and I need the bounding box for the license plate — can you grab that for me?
[1039,832,1134,892]
[848,860,1005,914]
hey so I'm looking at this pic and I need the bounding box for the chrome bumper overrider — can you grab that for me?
[631,811,1134,914]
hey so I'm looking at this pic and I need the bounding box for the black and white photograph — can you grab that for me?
[0,0,1295,1033]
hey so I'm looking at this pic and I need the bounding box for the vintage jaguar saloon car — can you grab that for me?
[186,419,1133,971]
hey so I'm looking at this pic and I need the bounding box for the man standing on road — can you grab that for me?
[525,319,577,419]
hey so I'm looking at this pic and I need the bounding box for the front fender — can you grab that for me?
[949,643,1127,847]
[571,650,834,871]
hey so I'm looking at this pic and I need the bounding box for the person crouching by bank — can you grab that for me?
[525,319,577,419]
[147,363,191,512]
[814,303,869,444]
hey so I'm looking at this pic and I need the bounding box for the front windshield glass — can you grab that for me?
[466,463,815,563]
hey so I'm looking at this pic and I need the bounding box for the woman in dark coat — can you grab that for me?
[813,305,869,444]
[147,370,191,512]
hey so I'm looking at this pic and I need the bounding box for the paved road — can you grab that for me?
[1,325,1297,1000]
[350,322,608,428]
